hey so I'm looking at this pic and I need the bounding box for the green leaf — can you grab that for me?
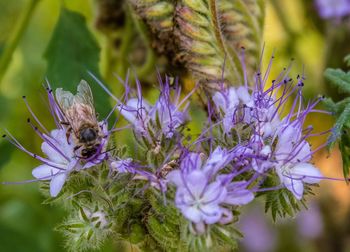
[345,54,350,67]
[324,68,350,95]
[259,176,306,222]
[44,8,110,116]
[339,131,350,180]
[328,102,350,149]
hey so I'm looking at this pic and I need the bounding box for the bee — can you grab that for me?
[56,80,103,159]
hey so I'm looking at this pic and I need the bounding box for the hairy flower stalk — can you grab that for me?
[130,0,265,90]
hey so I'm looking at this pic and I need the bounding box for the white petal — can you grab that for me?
[120,107,137,122]
[261,145,271,156]
[181,153,203,172]
[181,206,202,223]
[32,164,60,180]
[227,88,239,108]
[292,141,312,163]
[291,163,322,184]
[219,208,233,224]
[236,86,251,104]
[202,181,226,203]
[50,173,67,197]
[283,177,304,200]
[41,142,67,164]
[212,91,226,110]
[278,124,297,145]
[49,129,74,158]
[167,170,184,187]
[224,189,254,205]
[186,170,208,197]
[223,114,234,133]
[200,204,222,224]
[203,147,230,175]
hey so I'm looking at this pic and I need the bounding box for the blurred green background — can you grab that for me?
[0,0,349,251]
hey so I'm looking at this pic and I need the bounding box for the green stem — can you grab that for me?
[209,0,242,85]
[0,0,40,84]
[116,11,134,78]
[129,6,155,79]
[270,0,298,39]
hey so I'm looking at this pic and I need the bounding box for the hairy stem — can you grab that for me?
[209,0,242,84]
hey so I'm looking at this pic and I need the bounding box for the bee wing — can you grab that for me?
[75,80,95,113]
[55,88,74,111]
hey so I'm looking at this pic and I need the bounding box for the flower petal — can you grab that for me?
[283,176,304,200]
[181,205,202,223]
[167,170,184,187]
[50,173,67,197]
[202,181,226,203]
[237,86,251,104]
[181,153,202,173]
[186,170,208,197]
[203,147,231,176]
[199,204,222,224]
[41,142,67,164]
[291,163,322,184]
[32,164,60,180]
[225,189,254,205]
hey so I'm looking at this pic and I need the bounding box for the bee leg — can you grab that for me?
[60,121,70,126]
[73,145,82,151]
[65,127,72,145]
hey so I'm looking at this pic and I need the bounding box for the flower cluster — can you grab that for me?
[167,148,254,233]
[210,68,325,200]
[3,55,332,251]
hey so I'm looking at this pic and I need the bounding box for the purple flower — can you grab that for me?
[239,206,277,252]
[5,82,115,197]
[110,158,133,173]
[213,85,280,138]
[167,147,254,231]
[170,169,228,225]
[213,86,254,133]
[32,129,80,197]
[212,53,327,200]
[273,122,322,200]
[315,0,350,19]
[92,73,192,139]
[297,201,323,239]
